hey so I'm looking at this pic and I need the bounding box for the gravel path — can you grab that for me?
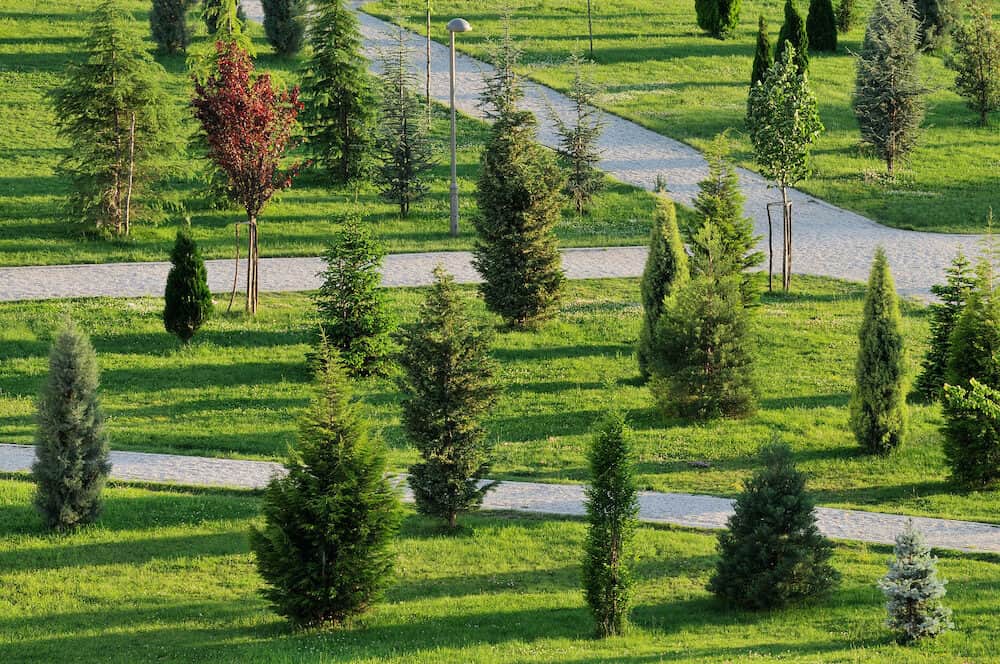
[2,443,998,553]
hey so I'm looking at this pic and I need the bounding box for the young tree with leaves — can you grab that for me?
[776,0,810,74]
[191,41,302,315]
[583,411,638,638]
[398,267,498,529]
[951,0,999,127]
[879,520,954,641]
[552,52,605,215]
[853,0,926,177]
[32,321,111,532]
[914,0,952,50]
[836,0,856,32]
[163,228,212,343]
[150,0,189,54]
[807,0,838,51]
[51,0,177,236]
[747,46,823,292]
[942,378,1000,487]
[263,0,306,56]
[750,15,773,89]
[708,445,839,609]
[250,342,400,627]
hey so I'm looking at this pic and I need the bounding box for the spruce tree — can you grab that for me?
[250,343,400,627]
[301,0,377,184]
[398,266,498,529]
[853,0,926,177]
[878,520,954,641]
[850,247,907,454]
[150,0,189,54]
[313,221,393,376]
[552,52,605,215]
[836,0,856,32]
[942,378,1000,487]
[951,0,1000,127]
[708,445,839,609]
[913,251,974,401]
[913,0,951,51]
[946,257,1000,391]
[262,0,307,56]
[32,321,112,532]
[750,15,773,89]
[807,0,838,51]
[637,196,689,381]
[583,412,639,638]
[776,0,810,74]
[163,228,213,343]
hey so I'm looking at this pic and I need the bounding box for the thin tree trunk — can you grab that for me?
[227,221,241,313]
[587,0,594,58]
[426,2,432,117]
[766,201,777,292]
[781,185,792,292]
[124,111,136,236]
[246,214,258,315]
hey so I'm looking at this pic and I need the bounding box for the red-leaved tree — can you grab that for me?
[192,41,302,314]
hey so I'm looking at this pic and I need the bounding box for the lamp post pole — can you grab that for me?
[446,18,471,237]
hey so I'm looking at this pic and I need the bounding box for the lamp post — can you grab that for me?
[446,17,471,237]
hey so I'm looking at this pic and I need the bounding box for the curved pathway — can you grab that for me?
[2,443,998,553]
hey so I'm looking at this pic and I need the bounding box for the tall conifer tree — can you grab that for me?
[262,0,307,56]
[776,0,810,74]
[750,15,773,89]
[807,0,838,51]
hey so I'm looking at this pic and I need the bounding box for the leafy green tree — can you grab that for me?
[750,15,773,89]
[163,228,213,343]
[807,0,838,51]
[638,196,689,381]
[946,257,1000,390]
[878,520,954,641]
[836,0,856,32]
[942,378,1000,487]
[850,247,907,454]
[776,0,810,74]
[914,0,952,50]
[853,0,926,177]
[50,0,177,236]
[250,343,400,627]
[32,321,111,532]
[397,267,498,529]
[951,0,999,127]
[262,0,307,56]
[583,412,638,638]
[552,52,605,215]
[708,445,839,609]
[150,0,189,54]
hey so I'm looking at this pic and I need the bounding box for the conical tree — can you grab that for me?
[250,343,400,627]
[942,378,1000,488]
[850,247,907,455]
[163,228,212,343]
[913,0,952,51]
[878,520,953,641]
[776,0,810,74]
[836,0,856,32]
[946,257,1000,391]
[708,444,839,609]
[750,15,773,89]
[913,251,974,401]
[583,411,638,638]
[638,196,689,381]
[150,0,189,54]
[32,321,112,532]
[262,0,307,56]
[951,0,1000,127]
[695,0,719,34]
[807,0,838,51]
[397,266,498,529]
[552,52,605,215]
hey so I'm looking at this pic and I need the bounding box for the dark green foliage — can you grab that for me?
[583,412,638,638]
[262,0,306,56]
[946,258,1000,391]
[751,15,773,88]
[807,0,838,51]
[914,0,952,50]
[776,0,810,74]
[649,223,756,419]
[836,0,856,32]
[638,196,689,381]
[849,247,907,454]
[942,379,1000,488]
[313,221,393,376]
[553,52,605,215]
[32,322,111,532]
[163,228,212,343]
[951,0,1000,127]
[695,0,719,34]
[250,343,400,627]
[397,267,499,528]
[914,251,974,401]
[696,0,741,39]
[150,0,189,54]
[301,0,377,184]
[708,445,839,609]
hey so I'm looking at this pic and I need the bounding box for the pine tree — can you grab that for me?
[649,223,756,420]
[951,0,1000,127]
[250,343,400,627]
[850,247,907,454]
[708,445,839,609]
[301,0,377,184]
[836,0,856,32]
[32,321,111,532]
[313,221,393,376]
[150,0,189,54]
[262,0,307,56]
[376,22,435,217]
[853,0,926,177]
[163,228,213,343]
[946,257,1000,391]
[552,52,605,215]
[750,15,773,89]
[50,0,177,236]
[913,251,974,401]
[807,0,838,51]
[913,0,952,51]
[942,378,1000,487]
[583,412,638,638]
[776,0,810,74]
[638,196,689,381]
[878,520,954,641]
[397,266,499,529]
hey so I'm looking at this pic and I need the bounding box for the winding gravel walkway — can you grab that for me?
[2,443,998,553]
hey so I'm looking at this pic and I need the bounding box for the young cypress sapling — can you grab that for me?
[750,15,773,89]
[807,0,838,51]
[163,227,213,343]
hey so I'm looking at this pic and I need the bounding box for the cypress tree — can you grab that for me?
[913,251,974,401]
[776,0,810,74]
[696,0,741,39]
[583,412,638,638]
[262,0,307,56]
[878,520,954,641]
[32,322,112,532]
[708,445,839,609]
[951,0,1000,127]
[807,0,838,51]
[836,0,856,32]
[637,196,689,381]
[946,257,1000,391]
[694,0,718,36]
[913,0,952,51]
[750,15,773,89]
[942,378,1000,488]
[150,0,189,54]
[250,343,400,627]
[397,266,499,529]
[849,247,907,455]
[552,52,605,215]
[163,228,213,343]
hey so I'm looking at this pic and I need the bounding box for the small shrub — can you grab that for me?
[163,227,213,343]
[942,379,1000,488]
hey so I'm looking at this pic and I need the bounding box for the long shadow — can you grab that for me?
[491,343,627,363]
[759,393,850,410]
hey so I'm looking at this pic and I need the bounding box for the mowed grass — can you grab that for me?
[3,275,1000,523]
[0,0,659,267]
[366,0,1000,233]
[1,477,998,663]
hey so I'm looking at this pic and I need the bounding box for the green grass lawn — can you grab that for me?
[0,0,659,268]
[366,0,1000,234]
[3,275,999,524]
[1,477,997,663]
